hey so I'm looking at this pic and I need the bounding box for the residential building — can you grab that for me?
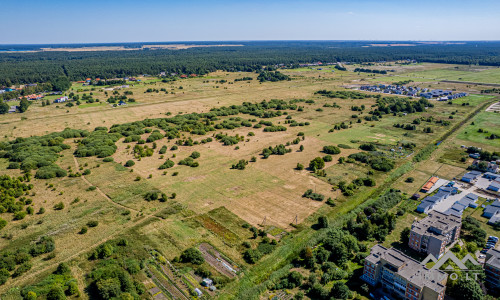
[409,211,461,259]
[416,200,437,214]
[485,248,500,289]
[485,172,500,180]
[416,186,456,214]
[461,171,482,183]
[362,245,447,300]
[488,162,499,174]
[484,200,500,218]
[488,212,500,225]
[421,177,439,193]
[444,193,480,216]
[54,96,68,103]
[488,181,500,192]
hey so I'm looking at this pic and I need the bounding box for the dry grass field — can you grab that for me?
[0,63,498,298]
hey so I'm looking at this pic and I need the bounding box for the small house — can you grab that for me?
[461,171,481,183]
[421,176,439,193]
[484,200,500,218]
[488,162,499,174]
[416,200,435,214]
[488,181,500,192]
[485,172,500,180]
[54,96,68,103]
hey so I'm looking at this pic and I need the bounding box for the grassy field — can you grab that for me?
[371,65,500,84]
[456,110,500,149]
[0,62,498,299]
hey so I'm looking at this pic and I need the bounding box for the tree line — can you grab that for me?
[2,41,500,86]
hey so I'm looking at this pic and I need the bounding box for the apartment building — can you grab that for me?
[362,245,447,300]
[485,248,500,289]
[409,211,461,258]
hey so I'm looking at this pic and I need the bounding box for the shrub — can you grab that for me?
[124,160,135,167]
[405,177,414,183]
[14,211,27,220]
[309,157,325,171]
[303,189,325,201]
[35,165,67,179]
[103,157,114,162]
[323,145,341,155]
[0,218,6,230]
[79,226,88,234]
[159,159,175,169]
[180,248,204,265]
[54,202,64,210]
[144,191,159,201]
[190,151,201,159]
[87,220,99,227]
[359,143,376,151]
[232,159,248,170]
[243,249,262,264]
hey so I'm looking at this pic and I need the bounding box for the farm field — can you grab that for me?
[0,62,498,300]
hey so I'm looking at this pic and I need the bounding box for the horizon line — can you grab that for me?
[1,39,500,46]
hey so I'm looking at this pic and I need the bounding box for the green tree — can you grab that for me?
[0,102,9,114]
[55,263,70,275]
[180,248,204,265]
[330,281,351,299]
[318,216,329,229]
[66,281,79,296]
[323,145,341,154]
[400,227,411,245]
[0,218,7,230]
[19,99,30,113]
[453,277,483,300]
[47,285,66,300]
[96,278,121,300]
[51,76,71,92]
[309,157,325,171]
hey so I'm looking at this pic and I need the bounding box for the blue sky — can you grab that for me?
[1,0,499,44]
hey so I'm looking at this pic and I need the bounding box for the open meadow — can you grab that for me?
[0,62,498,299]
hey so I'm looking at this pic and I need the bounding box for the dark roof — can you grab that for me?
[489,182,500,189]
[465,193,479,201]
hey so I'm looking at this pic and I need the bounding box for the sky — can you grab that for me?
[1,0,500,44]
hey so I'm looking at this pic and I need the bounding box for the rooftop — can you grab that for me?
[412,211,461,237]
[486,248,500,269]
[366,245,447,293]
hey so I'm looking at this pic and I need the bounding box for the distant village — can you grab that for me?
[359,84,468,100]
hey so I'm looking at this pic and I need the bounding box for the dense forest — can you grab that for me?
[1,41,500,85]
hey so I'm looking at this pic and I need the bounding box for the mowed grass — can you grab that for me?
[456,111,500,149]
[376,66,500,84]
